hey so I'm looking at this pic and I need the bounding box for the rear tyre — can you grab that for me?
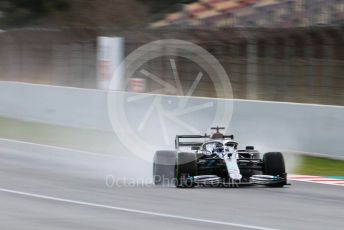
[263,152,286,187]
[153,151,176,185]
[175,152,197,188]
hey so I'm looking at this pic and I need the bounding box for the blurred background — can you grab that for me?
[0,4,343,229]
[0,0,344,166]
[0,0,343,105]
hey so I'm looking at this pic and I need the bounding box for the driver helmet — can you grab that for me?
[213,142,224,154]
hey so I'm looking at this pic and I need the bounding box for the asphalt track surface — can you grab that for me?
[0,139,343,230]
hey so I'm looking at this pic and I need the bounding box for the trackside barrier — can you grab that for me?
[0,81,343,158]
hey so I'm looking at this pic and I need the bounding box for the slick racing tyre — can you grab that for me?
[175,152,197,188]
[153,151,177,185]
[263,152,286,187]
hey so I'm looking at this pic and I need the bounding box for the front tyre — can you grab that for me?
[263,152,286,187]
[175,152,197,188]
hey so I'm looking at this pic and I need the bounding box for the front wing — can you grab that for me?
[189,174,288,186]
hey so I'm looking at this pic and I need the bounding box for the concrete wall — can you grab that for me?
[0,82,109,130]
[0,81,343,158]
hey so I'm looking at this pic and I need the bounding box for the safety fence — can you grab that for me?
[0,27,343,105]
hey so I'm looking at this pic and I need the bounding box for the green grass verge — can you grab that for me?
[294,155,344,176]
[0,116,122,154]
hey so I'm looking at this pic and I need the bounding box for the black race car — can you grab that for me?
[153,127,288,188]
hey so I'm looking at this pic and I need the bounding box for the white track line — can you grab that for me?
[0,138,105,157]
[0,188,278,230]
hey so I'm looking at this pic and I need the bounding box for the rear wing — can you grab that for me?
[175,135,208,149]
[175,134,234,149]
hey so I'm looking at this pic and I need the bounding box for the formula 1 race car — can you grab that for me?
[153,127,288,188]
